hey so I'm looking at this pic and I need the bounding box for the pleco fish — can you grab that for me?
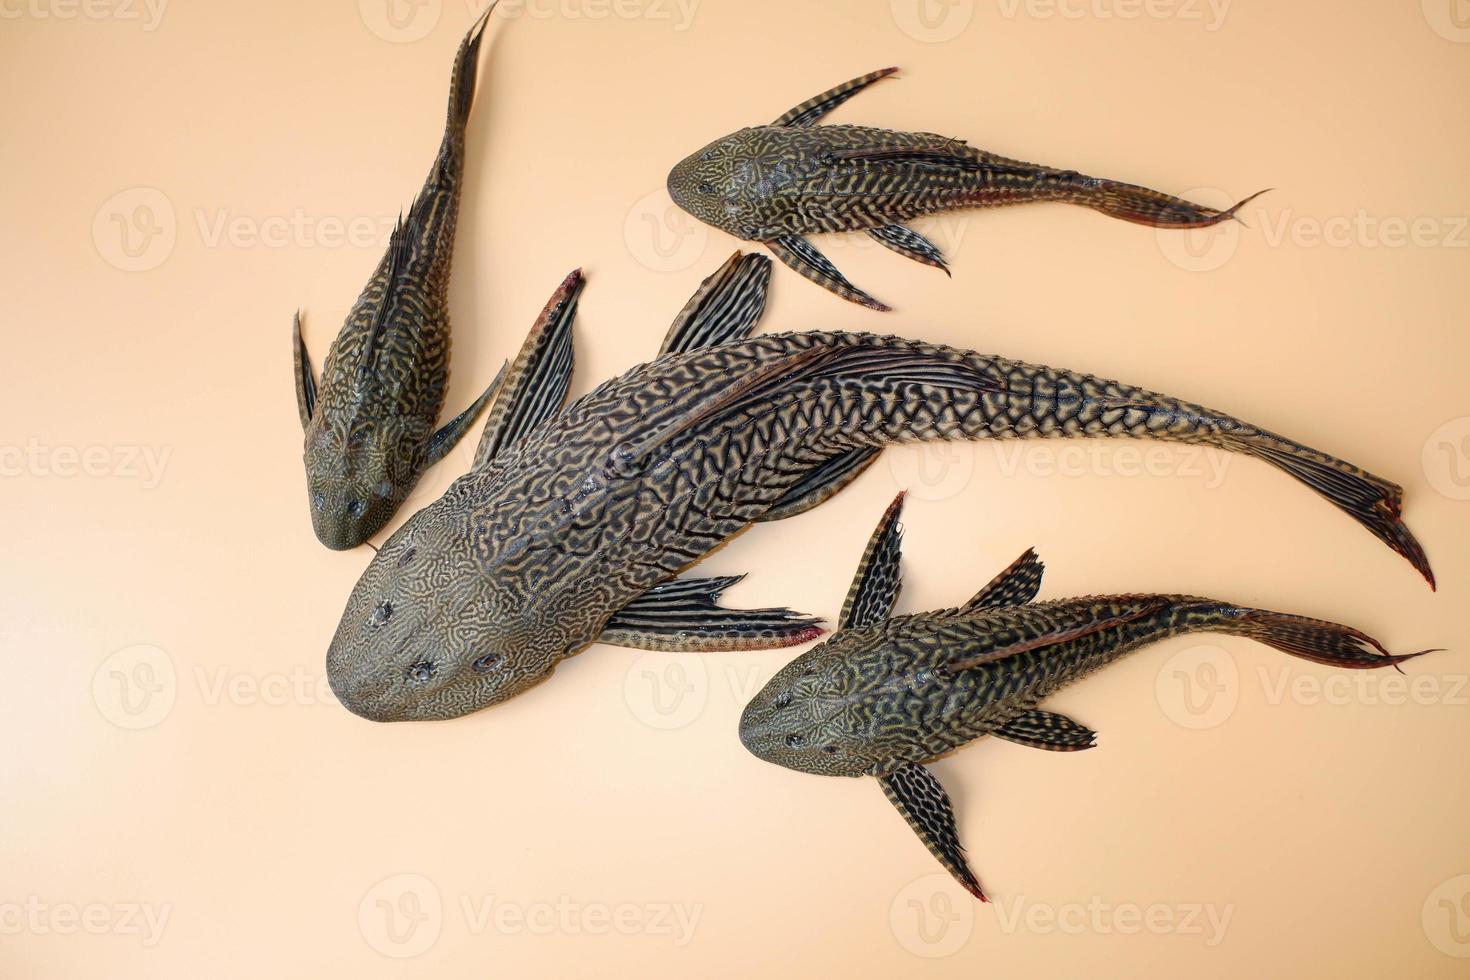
[739,494,1438,901]
[666,68,1267,309]
[294,7,504,550]
[325,298,1431,722]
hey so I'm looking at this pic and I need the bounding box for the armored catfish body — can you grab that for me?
[739,495,1437,901]
[325,325,1431,723]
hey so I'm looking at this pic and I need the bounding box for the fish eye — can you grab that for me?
[784,733,805,748]
[407,661,436,683]
[396,547,417,568]
[368,601,392,627]
[822,745,839,755]
[472,652,501,673]
[773,692,792,709]
[698,150,712,162]
[312,493,326,511]
[697,180,714,195]
[346,499,366,518]
[375,480,393,498]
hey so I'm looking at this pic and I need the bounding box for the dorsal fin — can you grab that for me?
[948,598,1170,672]
[357,212,412,382]
[839,493,905,630]
[772,67,899,127]
[961,549,1044,611]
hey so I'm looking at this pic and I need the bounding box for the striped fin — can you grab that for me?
[598,576,824,652]
[869,224,949,275]
[839,492,905,630]
[757,447,880,523]
[659,251,772,355]
[767,235,890,311]
[423,360,506,469]
[880,762,986,902]
[948,599,1170,672]
[292,311,317,430]
[473,269,583,468]
[445,4,494,143]
[772,67,898,127]
[960,549,1044,611]
[993,708,1096,752]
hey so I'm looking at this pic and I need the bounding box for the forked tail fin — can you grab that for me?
[1213,606,1438,671]
[1084,181,1269,229]
[442,4,496,156]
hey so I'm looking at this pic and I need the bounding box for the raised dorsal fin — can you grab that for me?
[839,493,905,630]
[961,549,1045,611]
[772,67,899,127]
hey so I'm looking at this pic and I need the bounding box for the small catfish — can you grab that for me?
[667,68,1267,310]
[325,298,1431,722]
[740,494,1437,901]
[294,8,503,550]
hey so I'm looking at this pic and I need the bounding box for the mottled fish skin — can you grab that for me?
[296,9,500,550]
[738,495,1436,901]
[325,330,1430,723]
[667,67,1266,309]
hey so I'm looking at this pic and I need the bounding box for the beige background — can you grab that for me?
[4,0,1469,976]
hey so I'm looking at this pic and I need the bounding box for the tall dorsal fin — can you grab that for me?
[960,549,1045,611]
[772,67,899,127]
[839,493,905,630]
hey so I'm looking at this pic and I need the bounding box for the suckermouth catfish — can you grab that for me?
[666,68,1267,310]
[325,299,1432,722]
[294,7,503,550]
[740,494,1438,901]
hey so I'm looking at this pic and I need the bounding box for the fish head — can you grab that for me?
[325,477,577,722]
[666,129,770,240]
[303,415,419,550]
[738,631,877,777]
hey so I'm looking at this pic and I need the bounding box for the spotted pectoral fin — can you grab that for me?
[659,251,772,355]
[839,492,906,630]
[959,549,1045,611]
[993,708,1097,752]
[869,224,949,275]
[879,762,986,902]
[423,360,507,469]
[767,235,891,311]
[948,599,1169,672]
[772,67,899,127]
[757,447,881,523]
[292,311,318,430]
[598,576,824,652]
[473,269,584,468]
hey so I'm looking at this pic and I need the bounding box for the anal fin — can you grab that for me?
[993,708,1097,752]
[879,762,986,902]
[599,576,824,652]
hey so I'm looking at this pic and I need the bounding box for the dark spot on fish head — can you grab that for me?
[303,420,418,550]
[666,135,753,238]
[738,637,867,777]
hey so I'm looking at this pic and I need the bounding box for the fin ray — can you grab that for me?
[772,67,899,127]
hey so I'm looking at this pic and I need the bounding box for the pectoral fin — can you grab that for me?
[659,251,772,355]
[423,360,506,469]
[757,447,880,523]
[473,269,583,468]
[772,67,899,127]
[292,311,318,430]
[599,576,825,652]
[994,708,1097,752]
[880,762,986,902]
[767,235,891,311]
[839,492,905,630]
[959,549,1045,611]
[869,224,949,275]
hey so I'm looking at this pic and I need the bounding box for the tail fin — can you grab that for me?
[1215,607,1437,671]
[444,5,495,149]
[1240,435,1434,589]
[1085,181,1269,229]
